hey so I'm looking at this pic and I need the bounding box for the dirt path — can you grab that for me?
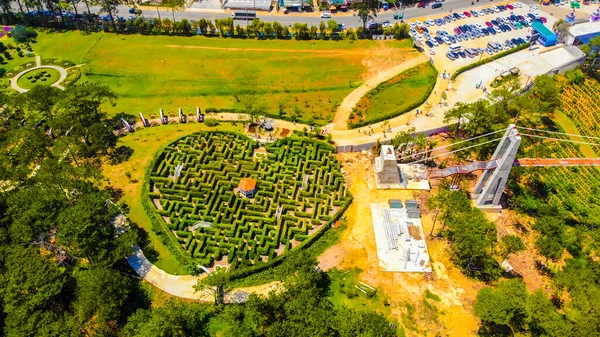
[128,246,282,302]
[332,54,429,130]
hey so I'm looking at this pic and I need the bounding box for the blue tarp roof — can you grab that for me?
[532,21,555,37]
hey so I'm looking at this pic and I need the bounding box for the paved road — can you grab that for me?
[74,0,534,28]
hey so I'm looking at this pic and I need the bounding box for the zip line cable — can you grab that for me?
[519,133,600,147]
[408,137,505,164]
[397,129,506,161]
[517,126,600,142]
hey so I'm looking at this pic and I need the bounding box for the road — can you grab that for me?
[73,0,534,28]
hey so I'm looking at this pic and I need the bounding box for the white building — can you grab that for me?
[564,22,600,46]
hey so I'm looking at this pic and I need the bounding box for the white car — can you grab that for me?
[415,34,423,41]
[430,49,435,55]
[430,39,439,47]
[320,12,331,18]
[513,2,522,8]
[459,12,466,18]
[415,20,422,26]
[530,4,538,9]
[425,19,435,26]
[475,23,484,29]
[410,22,416,28]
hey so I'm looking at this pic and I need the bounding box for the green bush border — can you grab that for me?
[63,67,81,87]
[451,42,531,81]
[141,130,353,279]
[348,62,438,129]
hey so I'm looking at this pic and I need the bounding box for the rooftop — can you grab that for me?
[531,21,555,37]
[238,177,257,191]
[569,21,600,36]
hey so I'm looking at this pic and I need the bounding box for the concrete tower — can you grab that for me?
[473,124,521,209]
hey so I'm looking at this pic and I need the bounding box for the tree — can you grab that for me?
[11,25,38,43]
[553,19,570,43]
[475,278,528,327]
[531,75,560,112]
[73,267,134,335]
[327,19,339,34]
[534,216,566,261]
[123,300,212,337]
[319,21,326,35]
[499,234,526,260]
[443,102,469,136]
[273,21,283,38]
[352,0,379,30]
[162,0,187,22]
[95,0,120,32]
[194,272,231,305]
[0,246,74,337]
[56,190,135,264]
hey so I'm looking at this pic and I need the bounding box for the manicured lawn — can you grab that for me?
[352,62,437,126]
[27,30,414,125]
[103,121,244,275]
[16,68,61,89]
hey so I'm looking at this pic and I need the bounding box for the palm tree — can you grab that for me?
[553,19,570,43]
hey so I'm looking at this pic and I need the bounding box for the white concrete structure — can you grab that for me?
[370,203,432,272]
[564,21,600,45]
[473,124,521,210]
[374,146,430,190]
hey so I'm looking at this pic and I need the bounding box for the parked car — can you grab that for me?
[432,3,442,9]
[320,12,332,18]
[446,52,457,60]
[485,48,494,55]
[458,50,467,58]
[129,7,142,14]
[425,40,434,47]
[506,4,514,9]
[417,1,427,7]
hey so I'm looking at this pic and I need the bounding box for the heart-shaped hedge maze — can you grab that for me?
[148,131,350,270]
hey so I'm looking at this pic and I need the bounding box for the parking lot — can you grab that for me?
[408,2,559,73]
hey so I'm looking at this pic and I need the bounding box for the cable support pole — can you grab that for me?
[396,129,506,162]
[519,133,600,147]
[407,137,505,164]
[517,127,600,141]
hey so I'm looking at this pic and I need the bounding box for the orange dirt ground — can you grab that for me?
[318,152,553,336]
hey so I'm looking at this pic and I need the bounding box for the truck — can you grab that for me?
[232,11,257,20]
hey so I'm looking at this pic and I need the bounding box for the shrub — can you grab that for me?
[204,118,219,127]
[12,25,38,43]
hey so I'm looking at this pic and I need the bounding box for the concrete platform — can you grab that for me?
[370,203,432,272]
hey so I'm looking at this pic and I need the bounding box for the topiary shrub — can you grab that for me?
[204,118,219,127]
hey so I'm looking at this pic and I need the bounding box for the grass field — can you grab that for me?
[16,68,60,89]
[23,30,414,125]
[351,62,437,126]
[103,122,244,274]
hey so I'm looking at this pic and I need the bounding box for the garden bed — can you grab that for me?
[348,62,437,128]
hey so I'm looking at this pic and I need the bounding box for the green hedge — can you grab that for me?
[451,42,531,80]
[143,131,352,279]
[348,64,438,129]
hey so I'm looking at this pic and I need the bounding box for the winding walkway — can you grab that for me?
[10,56,68,93]
[332,54,429,131]
[128,246,281,302]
